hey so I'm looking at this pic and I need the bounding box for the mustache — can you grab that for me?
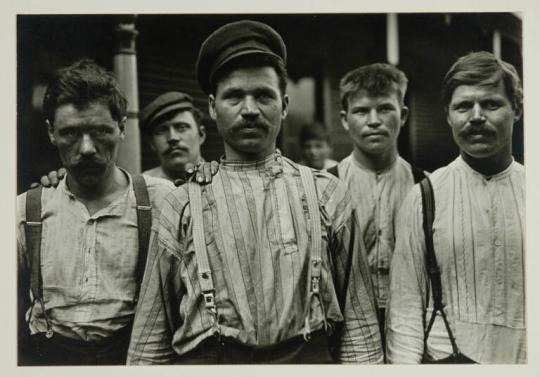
[232,119,270,132]
[73,157,106,170]
[460,125,497,138]
[163,145,189,156]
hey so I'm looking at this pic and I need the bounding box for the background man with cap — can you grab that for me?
[127,19,383,364]
[140,92,207,184]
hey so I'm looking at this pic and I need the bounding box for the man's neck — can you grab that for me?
[223,145,276,162]
[163,165,188,182]
[461,151,513,177]
[66,165,128,202]
[352,146,397,172]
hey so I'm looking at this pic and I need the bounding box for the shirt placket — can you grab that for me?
[488,180,505,322]
[80,216,98,322]
[375,172,385,305]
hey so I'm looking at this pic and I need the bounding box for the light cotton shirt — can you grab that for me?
[128,152,383,364]
[386,156,525,364]
[16,172,174,342]
[143,158,205,184]
[143,166,172,181]
[336,154,417,308]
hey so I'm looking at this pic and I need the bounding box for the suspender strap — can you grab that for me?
[25,186,43,301]
[298,166,325,339]
[299,166,322,294]
[411,165,426,184]
[132,175,152,299]
[187,182,218,320]
[419,177,460,355]
[25,186,53,337]
[327,164,339,178]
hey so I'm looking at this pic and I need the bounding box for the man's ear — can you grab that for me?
[46,120,56,145]
[119,116,126,141]
[208,95,217,121]
[281,94,289,119]
[400,106,409,127]
[513,104,523,123]
[149,136,157,154]
[445,108,452,128]
[340,110,350,132]
[198,125,207,145]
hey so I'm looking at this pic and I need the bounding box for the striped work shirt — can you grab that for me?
[16,173,174,341]
[386,156,525,364]
[128,152,383,364]
[336,154,418,308]
[143,158,205,184]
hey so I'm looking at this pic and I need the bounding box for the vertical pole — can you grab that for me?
[387,13,399,66]
[113,15,140,174]
[493,29,502,59]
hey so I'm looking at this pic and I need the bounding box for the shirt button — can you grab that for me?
[85,277,88,282]
[87,219,94,225]
[378,229,383,236]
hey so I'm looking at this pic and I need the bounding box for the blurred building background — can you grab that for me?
[17,13,522,192]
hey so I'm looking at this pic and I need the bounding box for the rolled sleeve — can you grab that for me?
[127,194,185,365]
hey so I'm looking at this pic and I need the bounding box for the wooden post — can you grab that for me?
[113,15,140,174]
[386,13,399,66]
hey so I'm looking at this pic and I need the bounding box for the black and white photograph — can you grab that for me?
[5,0,539,373]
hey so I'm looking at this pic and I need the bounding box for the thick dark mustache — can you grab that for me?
[164,146,189,156]
[74,159,106,170]
[233,120,270,131]
[461,126,496,137]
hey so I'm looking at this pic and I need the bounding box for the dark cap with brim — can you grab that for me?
[196,20,287,94]
[139,92,194,132]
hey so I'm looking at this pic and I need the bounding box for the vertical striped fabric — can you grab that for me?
[386,157,525,364]
[16,173,174,342]
[337,154,417,308]
[128,152,383,364]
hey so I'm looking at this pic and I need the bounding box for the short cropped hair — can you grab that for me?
[442,51,523,111]
[211,54,288,96]
[340,63,408,111]
[299,122,331,145]
[43,58,127,124]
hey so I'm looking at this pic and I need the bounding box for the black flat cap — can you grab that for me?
[139,92,194,132]
[196,20,287,94]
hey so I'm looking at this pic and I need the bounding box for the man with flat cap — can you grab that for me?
[127,20,383,364]
[140,92,207,185]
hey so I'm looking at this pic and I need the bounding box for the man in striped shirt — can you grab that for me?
[332,64,425,345]
[127,20,383,364]
[386,51,525,363]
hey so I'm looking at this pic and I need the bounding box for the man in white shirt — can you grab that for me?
[386,51,525,364]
